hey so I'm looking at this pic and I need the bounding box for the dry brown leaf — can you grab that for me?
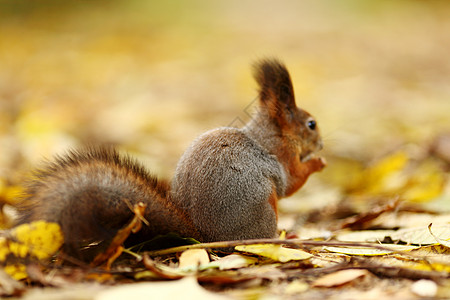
[312,269,371,287]
[197,271,257,285]
[142,255,185,280]
[339,199,399,229]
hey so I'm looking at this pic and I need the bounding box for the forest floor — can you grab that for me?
[0,1,449,299]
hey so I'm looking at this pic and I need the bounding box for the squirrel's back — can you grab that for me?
[172,127,286,242]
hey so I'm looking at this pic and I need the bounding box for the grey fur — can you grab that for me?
[171,127,287,242]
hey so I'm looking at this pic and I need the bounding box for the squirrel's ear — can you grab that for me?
[253,59,297,125]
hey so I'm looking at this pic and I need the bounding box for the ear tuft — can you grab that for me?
[253,58,296,108]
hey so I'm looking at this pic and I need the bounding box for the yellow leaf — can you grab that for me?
[235,244,312,262]
[0,221,64,280]
[345,151,445,203]
[325,245,418,256]
[403,162,446,202]
[3,264,27,281]
[13,221,64,260]
[133,270,160,280]
[376,255,450,273]
[363,151,409,194]
[0,240,8,261]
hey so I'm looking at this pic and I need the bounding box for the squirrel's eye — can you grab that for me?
[307,119,316,130]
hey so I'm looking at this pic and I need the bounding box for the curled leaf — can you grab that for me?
[428,223,450,247]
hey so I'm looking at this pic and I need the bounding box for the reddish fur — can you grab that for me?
[253,59,325,197]
[285,156,326,196]
[267,185,279,221]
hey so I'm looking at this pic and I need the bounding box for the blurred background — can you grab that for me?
[0,0,449,220]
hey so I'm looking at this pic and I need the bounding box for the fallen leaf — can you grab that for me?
[142,255,186,280]
[364,256,450,279]
[237,264,286,281]
[0,221,63,280]
[284,280,309,294]
[409,244,450,264]
[358,151,409,195]
[343,151,446,202]
[428,223,450,247]
[337,225,450,246]
[325,245,418,256]
[312,269,371,287]
[11,221,63,260]
[95,277,227,300]
[235,244,312,262]
[197,271,257,285]
[205,254,258,271]
[403,161,446,202]
[340,199,399,229]
[391,224,450,245]
[372,212,450,229]
[178,249,210,271]
[336,230,397,243]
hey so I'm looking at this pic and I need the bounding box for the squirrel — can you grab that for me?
[15,58,326,261]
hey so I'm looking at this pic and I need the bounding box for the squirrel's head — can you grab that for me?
[253,58,323,161]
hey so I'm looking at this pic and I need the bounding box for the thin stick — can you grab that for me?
[144,238,402,256]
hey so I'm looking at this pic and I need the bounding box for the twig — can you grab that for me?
[144,238,405,256]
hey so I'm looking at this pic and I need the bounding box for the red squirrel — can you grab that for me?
[16,59,326,261]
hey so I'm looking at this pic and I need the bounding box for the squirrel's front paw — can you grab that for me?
[308,156,326,172]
